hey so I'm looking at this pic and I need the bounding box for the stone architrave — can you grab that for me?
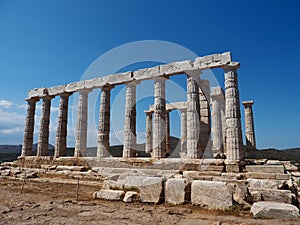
[123,82,138,158]
[21,98,39,156]
[180,108,187,157]
[211,86,225,156]
[186,70,201,159]
[54,92,71,157]
[97,86,112,158]
[152,77,167,158]
[37,95,54,156]
[242,100,256,149]
[145,111,152,154]
[223,62,243,163]
[74,89,90,157]
[165,109,171,155]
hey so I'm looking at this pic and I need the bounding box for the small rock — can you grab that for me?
[123,191,139,203]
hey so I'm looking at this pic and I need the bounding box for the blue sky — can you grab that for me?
[0,0,299,149]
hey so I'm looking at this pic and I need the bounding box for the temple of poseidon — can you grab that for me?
[2,51,299,218]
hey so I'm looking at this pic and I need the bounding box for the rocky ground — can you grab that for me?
[0,178,300,225]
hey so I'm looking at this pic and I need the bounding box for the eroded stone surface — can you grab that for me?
[191,180,233,210]
[250,201,300,219]
[165,178,190,205]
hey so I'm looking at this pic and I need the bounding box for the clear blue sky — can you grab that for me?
[0,0,299,149]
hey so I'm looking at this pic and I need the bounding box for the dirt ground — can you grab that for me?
[0,178,300,225]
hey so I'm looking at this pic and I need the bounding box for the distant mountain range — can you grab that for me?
[0,139,300,166]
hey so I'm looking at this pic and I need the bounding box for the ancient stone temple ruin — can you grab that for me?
[20,52,249,169]
[11,51,299,219]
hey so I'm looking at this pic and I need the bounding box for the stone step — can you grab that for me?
[246,172,291,180]
[245,165,284,173]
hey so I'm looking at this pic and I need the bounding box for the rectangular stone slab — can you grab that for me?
[245,165,284,173]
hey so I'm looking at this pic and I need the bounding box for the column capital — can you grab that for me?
[144,110,153,115]
[25,97,39,103]
[242,100,254,107]
[78,89,92,95]
[59,92,72,98]
[125,80,141,86]
[41,95,55,101]
[222,62,240,71]
[185,69,202,78]
[101,84,114,91]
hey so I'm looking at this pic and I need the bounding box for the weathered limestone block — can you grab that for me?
[250,201,300,219]
[245,165,284,173]
[47,85,66,96]
[104,72,133,85]
[226,181,251,209]
[56,165,87,171]
[250,189,293,204]
[139,177,164,203]
[65,81,85,92]
[194,52,232,69]
[93,190,125,201]
[183,170,222,179]
[123,191,139,203]
[247,178,285,190]
[102,179,124,190]
[165,178,191,205]
[28,87,47,99]
[191,180,233,210]
[133,66,161,80]
[160,60,193,75]
[123,176,164,203]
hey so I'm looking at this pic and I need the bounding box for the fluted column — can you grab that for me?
[21,98,39,156]
[97,86,112,158]
[74,89,90,157]
[152,77,166,158]
[186,70,201,159]
[211,87,225,156]
[199,79,211,155]
[123,82,138,158]
[180,108,187,157]
[242,100,256,149]
[145,111,152,154]
[37,95,54,156]
[54,92,71,158]
[165,109,171,155]
[223,62,243,162]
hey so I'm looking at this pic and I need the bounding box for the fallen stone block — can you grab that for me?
[93,190,125,201]
[123,191,139,203]
[102,179,124,190]
[139,177,164,204]
[250,189,293,204]
[247,178,285,189]
[246,172,276,179]
[165,178,190,205]
[251,201,300,219]
[56,166,87,172]
[191,180,233,210]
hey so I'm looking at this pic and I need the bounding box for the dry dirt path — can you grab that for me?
[0,178,300,225]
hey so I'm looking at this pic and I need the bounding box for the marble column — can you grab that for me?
[145,111,152,154]
[165,109,171,155]
[37,95,54,156]
[54,92,71,158]
[180,108,187,156]
[199,79,211,155]
[97,86,112,158]
[21,98,39,157]
[242,100,256,149]
[223,62,243,162]
[123,82,138,158]
[211,87,225,156]
[152,77,166,158]
[186,71,201,159]
[74,89,90,157]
